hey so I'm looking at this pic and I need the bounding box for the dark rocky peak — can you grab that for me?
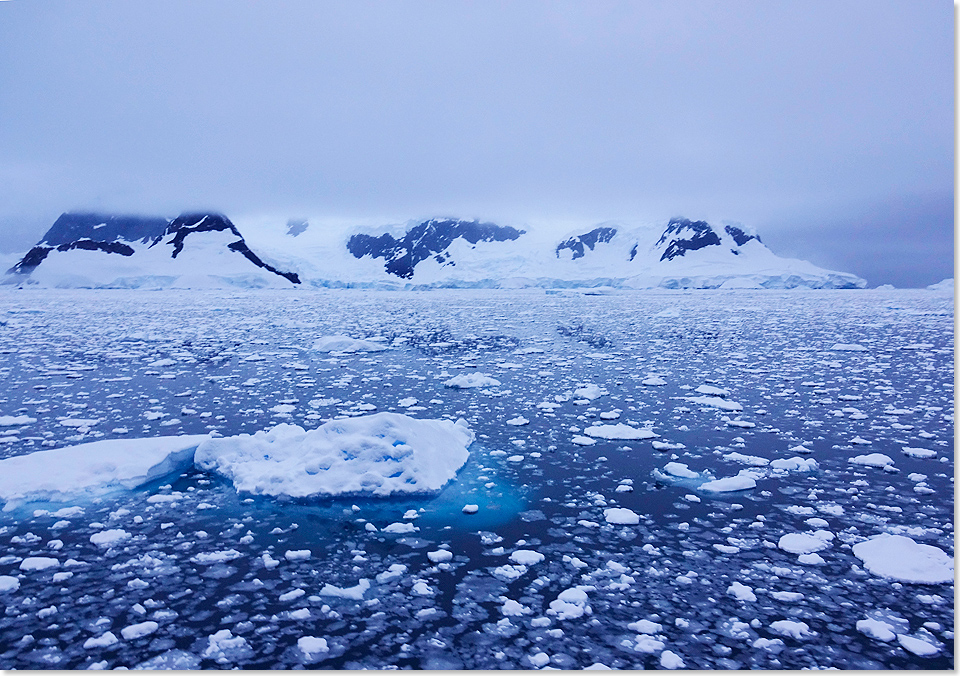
[286,218,309,237]
[347,218,525,279]
[40,212,169,247]
[160,213,243,258]
[656,217,722,262]
[724,224,761,246]
[555,227,617,260]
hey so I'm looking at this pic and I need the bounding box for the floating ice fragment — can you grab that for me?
[585,424,658,440]
[312,335,387,353]
[660,650,686,669]
[298,636,330,655]
[857,618,896,642]
[506,416,529,426]
[770,620,815,639]
[462,504,479,514]
[897,634,939,656]
[509,550,545,565]
[0,415,36,426]
[641,376,667,386]
[195,413,473,498]
[699,472,757,493]
[777,531,833,555]
[120,621,159,640]
[0,575,20,593]
[849,453,893,468]
[573,384,606,400]
[83,632,118,649]
[548,587,592,620]
[444,373,501,389]
[694,384,729,397]
[684,396,743,411]
[902,447,936,459]
[19,557,59,571]
[90,529,131,548]
[604,508,640,525]
[427,550,453,563]
[727,582,757,602]
[852,534,954,584]
[0,435,206,509]
[571,435,596,446]
[320,579,371,600]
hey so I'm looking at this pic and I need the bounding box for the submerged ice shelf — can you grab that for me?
[0,287,953,670]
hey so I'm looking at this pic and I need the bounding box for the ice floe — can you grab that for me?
[195,413,473,497]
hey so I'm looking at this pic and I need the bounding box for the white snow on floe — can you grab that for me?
[777,531,833,555]
[684,396,744,411]
[699,472,757,493]
[849,453,894,468]
[585,424,658,440]
[0,435,207,509]
[195,413,473,498]
[603,507,640,525]
[829,343,867,351]
[443,373,501,389]
[852,534,954,584]
[311,335,388,353]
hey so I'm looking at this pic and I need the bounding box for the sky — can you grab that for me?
[0,0,953,287]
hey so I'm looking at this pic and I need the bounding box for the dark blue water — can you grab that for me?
[0,288,952,669]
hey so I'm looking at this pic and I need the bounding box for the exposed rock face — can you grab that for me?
[555,227,618,260]
[39,212,169,247]
[347,218,525,279]
[655,218,722,262]
[724,224,761,247]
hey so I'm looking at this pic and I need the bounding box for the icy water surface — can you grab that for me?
[0,288,952,669]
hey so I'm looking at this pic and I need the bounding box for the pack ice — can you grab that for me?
[194,413,474,497]
[0,435,207,509]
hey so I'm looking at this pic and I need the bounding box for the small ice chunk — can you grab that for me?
[849,453,893,467]
[90,529,131,548]
[120,621,159,640]
[462,504,479,514]
[19,557,59,571]
[585,424,658,440]
[298,636,329,655]
[506,416,529,426]
[897,634,939,656]
[427,550,453,563]
[769,620,814,639]
[604,508,640,525]
[727,581,757,602]
[444,373,501,389]
[510,550,545,565]
[857,618,896,642]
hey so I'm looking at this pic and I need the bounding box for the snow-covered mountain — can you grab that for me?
[7,212,300,288]
[6,212,866,289]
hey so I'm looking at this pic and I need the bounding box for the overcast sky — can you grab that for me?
[0,1,952,286]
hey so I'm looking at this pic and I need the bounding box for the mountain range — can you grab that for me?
[5,211,867,290]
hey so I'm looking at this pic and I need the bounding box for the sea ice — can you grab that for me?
[311,335,388,353]
[852,534,954,584]
[0,435,207,509]
[443,373,501,389]
[195,413,473,497]
[584,423,658,440]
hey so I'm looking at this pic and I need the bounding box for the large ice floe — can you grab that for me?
[0,435,207,509]
[852,534,954,584]
[194,413,473,497]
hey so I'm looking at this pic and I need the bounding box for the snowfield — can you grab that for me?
[0,287,951,670]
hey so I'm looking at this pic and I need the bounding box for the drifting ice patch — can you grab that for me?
[852,534,954,584]
[312,335,388,353]
[443,373,501,389]
[584,424,658,440]
[194,413,474,498]
[0,434,208,510]
[684,395,744,411]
